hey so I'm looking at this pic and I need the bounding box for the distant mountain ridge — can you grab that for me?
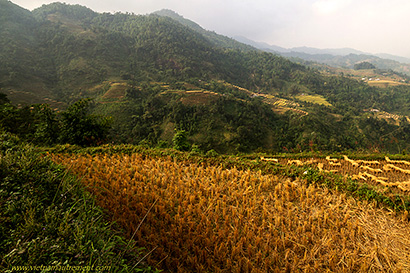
[290,46,366,56]
[234,36,410,74]
[234,36,367,55]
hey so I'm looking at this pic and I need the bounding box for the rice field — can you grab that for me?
[294,94,332,106]
[49,152,410,272]
[366,80,408,88]
[274,155,410,194]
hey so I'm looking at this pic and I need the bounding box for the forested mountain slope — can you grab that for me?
[153,9,255,52]
[0,0,60,105]
[1,1,410,153]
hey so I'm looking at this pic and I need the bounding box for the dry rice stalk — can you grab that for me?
[49,152,410,272]
[343,155,359,167]
[356,160,380,165]
[354,205,410,271]
[326,156,338,162]
[260,157,278,162]
[329,161,341,166]
[351,172,367,181]
[397,182,410,192]
[362,172,379,181]
[385,164,410,174]
[385,157,410,165]
[288,160,304,166]
[360,165,383,173]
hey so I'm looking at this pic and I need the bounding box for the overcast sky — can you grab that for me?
[11,0,410,58]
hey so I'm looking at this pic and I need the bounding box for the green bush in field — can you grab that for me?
[172,130,191,151]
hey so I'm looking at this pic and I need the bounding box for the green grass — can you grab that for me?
[0,139,159,272]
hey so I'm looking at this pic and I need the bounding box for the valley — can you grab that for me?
[2,1,410,272]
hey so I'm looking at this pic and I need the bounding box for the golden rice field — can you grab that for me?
[49,153,410,272]
[272,155,410,194]
[366,80,408,88]
[294,94,332,107]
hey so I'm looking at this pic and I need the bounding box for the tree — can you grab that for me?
[354,62,376,70]
[32,104,59,145]
[172,129,190,151]
[0,93,10,105]
[59,99,111,146]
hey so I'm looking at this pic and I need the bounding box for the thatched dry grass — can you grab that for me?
[48,153,410,272]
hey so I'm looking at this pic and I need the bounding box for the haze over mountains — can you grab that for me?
[154,9,410,75]
[234,35,410,73]
[234,36,365,56]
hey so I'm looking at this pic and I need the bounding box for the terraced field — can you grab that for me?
[49,150,410,272]
[267,155,410,194]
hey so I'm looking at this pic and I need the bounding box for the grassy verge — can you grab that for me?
[0,140,159,272]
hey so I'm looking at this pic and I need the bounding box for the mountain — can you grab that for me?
[234,36,410,75]
[0,0,58,105]
[1,1,308,105]
[153,9,255,52]
[290,46,365,56]
[233,35,288,53]
[2,1,410,154]
[233,37,367,56]
[280,51,410,77]
[375,53,410,64]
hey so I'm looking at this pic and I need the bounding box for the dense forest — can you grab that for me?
[1,0,410,153]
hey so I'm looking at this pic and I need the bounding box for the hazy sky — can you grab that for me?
[11,0,410,58]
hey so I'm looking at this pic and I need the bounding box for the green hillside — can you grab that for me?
[1,1,410,153]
